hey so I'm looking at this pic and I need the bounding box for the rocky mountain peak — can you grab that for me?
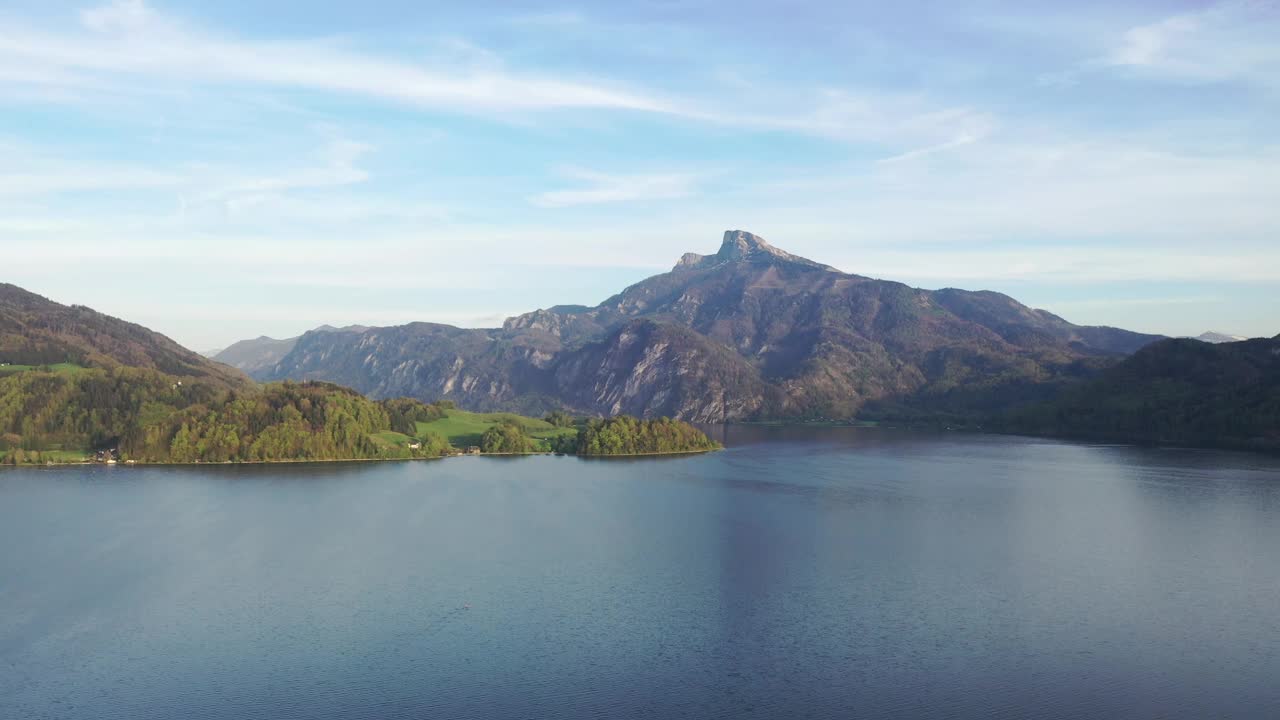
[716,230,779,260]
[674,252,706,269]
[673,230,836,271]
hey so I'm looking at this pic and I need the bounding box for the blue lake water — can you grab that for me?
[2,427,1279,719]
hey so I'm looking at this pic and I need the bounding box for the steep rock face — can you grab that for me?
[261,230,1167,420]
[0,283,248,387]
[262,323,561,413]
[552,320,778,422]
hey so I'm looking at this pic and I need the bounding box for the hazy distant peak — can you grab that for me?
[674,230,835,271]
[1194,331,1249,344]
[313,324,370,334]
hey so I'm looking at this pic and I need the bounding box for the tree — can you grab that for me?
[543,410,575,427]
[480,421,535,453]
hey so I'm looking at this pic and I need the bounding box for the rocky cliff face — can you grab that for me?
[552,320,779,422]
[259,230,1165,420]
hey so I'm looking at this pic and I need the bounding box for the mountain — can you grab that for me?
[256,230,1164,421]
[1005,336,1280,450]
[1193,331,1249,344]
[0,283,247,387]
[213,325,369,378]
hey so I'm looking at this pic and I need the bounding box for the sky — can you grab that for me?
[1,0,1277,350]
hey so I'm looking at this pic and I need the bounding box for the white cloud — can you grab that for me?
[1106,1,1280,86]
[80,0,154,32]
[0,128,391,227]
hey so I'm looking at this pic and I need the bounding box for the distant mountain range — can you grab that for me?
[230,230,1166,421]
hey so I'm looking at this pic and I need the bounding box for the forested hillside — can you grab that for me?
[1001,337,1280,450]
[0,283,247,387]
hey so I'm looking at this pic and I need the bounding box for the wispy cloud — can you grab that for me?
[530,168,702,208]
[0,140,179,195]
[732,90,998,151]
[1044,1,1280,88]
[876,132,985,165]
[0,1,678,115]
[0,0,1005,151]
[502,11,587,27]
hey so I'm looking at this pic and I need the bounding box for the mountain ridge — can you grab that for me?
[254,230,1165,420]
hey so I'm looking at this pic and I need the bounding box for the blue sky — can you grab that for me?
[1,0,1277,349]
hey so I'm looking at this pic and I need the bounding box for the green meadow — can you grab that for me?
[416,409,578,448]
[369,431,416,449]
[0,449,90,464]
[0,362,87,377]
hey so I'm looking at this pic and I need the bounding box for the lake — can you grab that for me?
[2,427,1279,719]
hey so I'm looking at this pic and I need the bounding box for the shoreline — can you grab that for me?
[0,446,721,468]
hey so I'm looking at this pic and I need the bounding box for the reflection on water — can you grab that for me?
[2,429,1279,719]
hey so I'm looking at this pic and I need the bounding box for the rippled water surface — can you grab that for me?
[3,427,1280,719]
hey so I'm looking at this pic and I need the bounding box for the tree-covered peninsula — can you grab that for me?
[549,416,722,456]
[0,366,451,464]
[0,365,718,465]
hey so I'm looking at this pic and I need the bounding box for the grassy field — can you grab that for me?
[416,410,578,448]
[0,449,90,464]
[369,431,415,449]
[0,362,87,377]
